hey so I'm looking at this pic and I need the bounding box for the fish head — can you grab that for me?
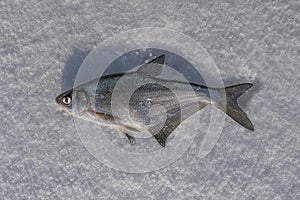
[55,89,73,111]
[56,88,91,115]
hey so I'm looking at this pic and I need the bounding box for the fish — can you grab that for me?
[56,55,254,147]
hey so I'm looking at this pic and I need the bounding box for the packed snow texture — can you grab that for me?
[1,0,299,199]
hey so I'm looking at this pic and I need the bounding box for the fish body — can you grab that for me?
[56,55,254,146]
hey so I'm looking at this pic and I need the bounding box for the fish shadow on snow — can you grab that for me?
[61,48,91,91]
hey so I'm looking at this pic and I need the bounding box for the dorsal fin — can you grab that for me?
[137,55,165,77]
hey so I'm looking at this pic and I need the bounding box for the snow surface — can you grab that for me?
[1,0,299,199]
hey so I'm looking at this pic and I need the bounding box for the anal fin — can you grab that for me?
[149,102,208,147]
[152,122,179,147]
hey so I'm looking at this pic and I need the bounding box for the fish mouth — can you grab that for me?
[55,94,63,105]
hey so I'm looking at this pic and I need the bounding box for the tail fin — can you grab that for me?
[218,83,254,131]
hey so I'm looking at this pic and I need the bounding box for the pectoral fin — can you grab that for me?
[87,109,115,121]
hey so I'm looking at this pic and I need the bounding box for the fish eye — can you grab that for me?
[62,96,72,105]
